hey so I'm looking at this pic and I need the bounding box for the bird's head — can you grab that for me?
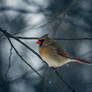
[36,34,54,47]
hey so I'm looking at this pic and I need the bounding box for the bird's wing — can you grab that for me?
[57,49,69,57]
[52,42,69,57]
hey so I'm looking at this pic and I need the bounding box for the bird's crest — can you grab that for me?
[40,34,49,40]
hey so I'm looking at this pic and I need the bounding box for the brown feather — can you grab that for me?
[37,34,92,67]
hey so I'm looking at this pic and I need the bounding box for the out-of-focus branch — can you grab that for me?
[0,6,48,15]
[23,0,41,8]
[55,0,77,35]
[0,17,54,41]
[23,0,48,14]
[0,6,41,14]
[43,68,50,92]
[23,0,32,6]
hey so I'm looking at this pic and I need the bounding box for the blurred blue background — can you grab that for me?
[0,0,92,92]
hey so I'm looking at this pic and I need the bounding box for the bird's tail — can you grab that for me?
[70,58,92,65]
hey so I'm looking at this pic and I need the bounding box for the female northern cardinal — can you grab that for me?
[36,34,91,67]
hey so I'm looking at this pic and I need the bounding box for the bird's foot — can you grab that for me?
[51,67,58,72]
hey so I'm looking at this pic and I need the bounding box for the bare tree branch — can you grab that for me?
[23,0,41,8]
[1,30,92,41]
[43,68,50,92]
[0,28,45,63]
[0,6,33,14]
[23,0,49,16]
[55,0,77,36]
[51,67,76,92]
[0,28,44,78]
[7,37,43,78]
[5,45,13,80]
[14,36,92,40]
[0,6,48,15]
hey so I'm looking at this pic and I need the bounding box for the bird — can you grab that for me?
[36,34,91,68]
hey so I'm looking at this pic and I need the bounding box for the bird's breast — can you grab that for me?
[39,47,69,67]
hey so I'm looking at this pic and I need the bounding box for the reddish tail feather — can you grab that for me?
[58,50,92,65]
[72,58,92,65]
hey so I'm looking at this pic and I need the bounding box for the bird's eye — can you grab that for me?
[36,39,44,45]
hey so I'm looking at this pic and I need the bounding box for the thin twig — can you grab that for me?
[0,29,43,78]
[51,67,76,92]
[7,37,43,78]
[5,45,13,80]
[0,17,53,41]
[0,28,46,63]
[55,0,77,36]
[14,36,92,40]
[43,68,50,92]
[23,0,48,15]
[0,6,33,14]
[23,0,41,8]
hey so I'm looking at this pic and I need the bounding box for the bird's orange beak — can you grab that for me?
[36,40,41,44]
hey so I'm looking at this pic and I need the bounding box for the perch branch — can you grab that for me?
[7,37,43,78]
[51,67,76,92]
[0,28,81,92]
[0,28,45,63]
[0,6,33,14]
[14,36,92,40]
[55,0,77,35]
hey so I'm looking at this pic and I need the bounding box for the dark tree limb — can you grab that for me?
[51,67,76,92]
[0,28,80,92]
[55,0,77,36]
[0,28,45,63]
[0,6,33,14]
[0,28,44,78]
[7,37,43,78]
[13,36,92,40]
